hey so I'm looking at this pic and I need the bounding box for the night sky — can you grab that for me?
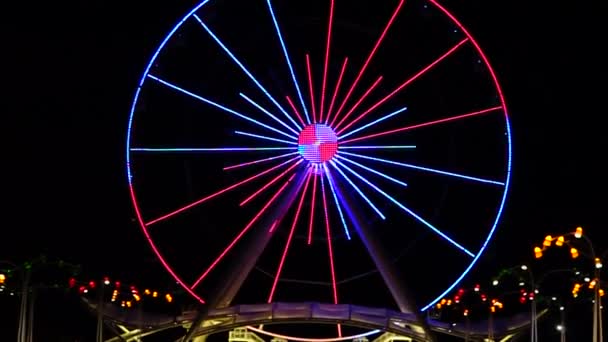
[3,0,607,340]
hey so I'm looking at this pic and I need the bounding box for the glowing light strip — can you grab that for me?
[193,14,302,130]
[332,76,383,129]
[240,93,300,137]
[339,145,416,150]
[325,57,349,124]
[146,156,300,226]
[340,106,502,145]
[329,161,385,220]
[240,160,303,206]
[147,75,295,141]
[190,177,295,290]
[338,38,469,135]
[268,171,313,302]
[235,131,297,145]
[308,170,318,245]
[332,0,405,121]
[338,106,407,140]
[286,95,307,127]
[422,0,512,310]
[338,151,505,186]
[266,0,311,124]
[319,0,335,123]
[336,155,408,187]
[305,54,318,122]
[323,164,351,240]
[269,220,278,233]
[224,152,298,171]
[132,147,296,152]
[246,326,381,342]
[320,175,339,304]
[126,0,219,306]
[333,159,475,257]
[320,174,342,337]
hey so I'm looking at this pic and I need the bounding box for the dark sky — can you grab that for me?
[3,0,607,340]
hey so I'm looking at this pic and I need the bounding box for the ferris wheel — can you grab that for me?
[126,0,511,338]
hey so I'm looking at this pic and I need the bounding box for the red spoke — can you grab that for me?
[321,175,341,337]
[146,156,300,226]
[337,38,469,135]
[305,54,318,123]
[319,0,335,123]
[268,171,313,302]
[286,95,307,127]
[190,175,296,290]
[332,76,383,129]
[307,172,318,245]
[325,57,349,124]
[268,220,278,233]
[341,106,502,144]
[240,159,303,206]
[331,0,405,123]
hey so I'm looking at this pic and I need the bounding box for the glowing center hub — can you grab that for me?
[298,124,338,163]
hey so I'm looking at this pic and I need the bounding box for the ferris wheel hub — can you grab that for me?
[297,124,339,164]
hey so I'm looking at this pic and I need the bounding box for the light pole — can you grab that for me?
[558,305,566,342]
[1,260,29,342]
[519,265,537,342]
[534,227,604,342]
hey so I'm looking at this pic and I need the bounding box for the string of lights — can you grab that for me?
[68,276,178,308]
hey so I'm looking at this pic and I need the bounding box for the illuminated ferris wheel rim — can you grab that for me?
[125,0,512,317]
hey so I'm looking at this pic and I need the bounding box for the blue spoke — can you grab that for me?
[265,0,311,125]
[240,93,300,136]
[235,131,297,145]
[339,145,416,150]
[333,159,475,257]
[338,106,407,140]
[131,147,296,152]
[328,161,386,220]
[193,14,302,130]
[147,75,295,141]
[338,151,505,186]
[336,155,408,187]
[323,164,351,240]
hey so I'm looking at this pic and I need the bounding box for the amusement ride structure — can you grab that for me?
[121,0,515,340]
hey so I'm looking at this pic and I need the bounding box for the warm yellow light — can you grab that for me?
[0,273,5,284]
[165,293,173,303]
[555,236,565,247]
[600,289,605,297]
[575,227,583,238]
[446,299,452,306]
[436,303,442,309]
[463,309,469,317]
[440,298,447,305]
[133,294,141,302]
[570,248,579,259]
[589,280,597,289]
[152,291,158,298]
[126,301,132,308]
[534,247,543,259]
[490,306,496,313]
[144,289,151,295]
[543,235,553,247]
